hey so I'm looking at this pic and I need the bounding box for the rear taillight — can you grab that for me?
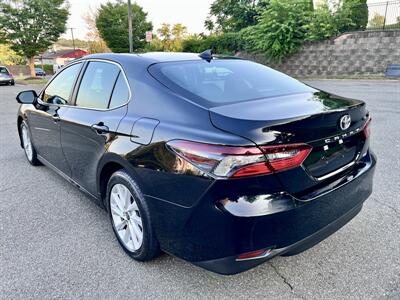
[363,117,371,139]
[166,140,312,178]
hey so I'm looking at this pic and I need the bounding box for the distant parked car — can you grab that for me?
[0,66,15,85]
[35,67,46,77]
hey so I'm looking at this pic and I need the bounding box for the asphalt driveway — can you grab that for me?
[0,80,399,299]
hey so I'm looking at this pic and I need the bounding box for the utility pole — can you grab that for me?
[70,28,76,51]
[383,1,389,31]
[127,0,133,53]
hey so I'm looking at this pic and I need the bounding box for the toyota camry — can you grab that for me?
[16,51,376,274]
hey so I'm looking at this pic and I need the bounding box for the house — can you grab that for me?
[35,49,88,66]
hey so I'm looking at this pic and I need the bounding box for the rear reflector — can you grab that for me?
[166,140,312,178]
[236,248,273,261]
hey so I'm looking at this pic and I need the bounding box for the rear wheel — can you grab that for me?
[107,170,160,261]
[20,121,40,166]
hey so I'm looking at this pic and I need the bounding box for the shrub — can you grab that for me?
[245,0,311,61]
[305,1,354,41]
[182,32,244,55]
[341,0,368,31]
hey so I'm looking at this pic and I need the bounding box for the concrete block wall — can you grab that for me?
[239,30,400,77]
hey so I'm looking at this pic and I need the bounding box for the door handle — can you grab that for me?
[91,123,109,134]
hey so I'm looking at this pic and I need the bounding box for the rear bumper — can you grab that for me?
[150,151,376,274]
[195,202,363,275]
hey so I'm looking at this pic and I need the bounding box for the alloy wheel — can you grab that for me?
[21,125,33,161]
[110,183,143,251]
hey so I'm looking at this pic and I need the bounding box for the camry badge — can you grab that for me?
[339,115,351,131]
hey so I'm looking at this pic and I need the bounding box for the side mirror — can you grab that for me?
[16,90,38,104]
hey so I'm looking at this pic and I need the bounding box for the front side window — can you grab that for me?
[42,63,82,105]
[75,61,120,109]
[0,67,10,74]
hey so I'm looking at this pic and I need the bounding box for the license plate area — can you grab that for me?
[303,133,365,178]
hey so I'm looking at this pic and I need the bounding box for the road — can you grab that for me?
[0,80,399,299]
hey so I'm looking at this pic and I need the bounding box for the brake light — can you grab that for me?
[261,144,312,173]
[363,117,371,139]
[166,140,312,178]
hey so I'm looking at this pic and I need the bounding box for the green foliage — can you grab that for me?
[206,0,270,32]
[244,0,311,61]
[305,1,354,41]
[341,0,368,31]
[0,44,25,65]
[0,0,69,59]
[182,32,244,55]
[96,0,152,53]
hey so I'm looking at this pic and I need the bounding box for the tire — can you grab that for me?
[107,170,160,261]
[20,120,41,166]
[11,81,15,86]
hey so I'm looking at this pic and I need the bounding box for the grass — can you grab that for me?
[15,77,48,85]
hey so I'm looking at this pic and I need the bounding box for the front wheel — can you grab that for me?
[107,170,160,261]
[20,121,40,166]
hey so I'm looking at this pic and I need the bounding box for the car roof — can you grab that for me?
[83,52,203,64]
[80,52,242,67]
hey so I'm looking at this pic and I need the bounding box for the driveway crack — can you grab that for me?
[372,198,400,218]
[268,262,305,299]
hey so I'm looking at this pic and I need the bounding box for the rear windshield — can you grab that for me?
[149,59,313,107]
[0,67,9,74]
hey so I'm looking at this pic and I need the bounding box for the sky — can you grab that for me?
[63,0,214,40]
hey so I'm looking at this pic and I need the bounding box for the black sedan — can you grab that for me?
[16,52,376,275]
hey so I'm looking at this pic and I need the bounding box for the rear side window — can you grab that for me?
[149,60,313,107]
[75,61,120,109]
[42,62,82,105]
[109,73,130,108]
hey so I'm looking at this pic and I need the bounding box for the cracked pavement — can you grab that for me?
[0,80,399,299]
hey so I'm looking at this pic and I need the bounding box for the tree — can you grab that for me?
[154,23,188,52]
[83,7,111,53]
[205,0,270,32]
[0,0,69,77]
[368,13,385,29]
[341,0,368,31]
[96,0,152,53]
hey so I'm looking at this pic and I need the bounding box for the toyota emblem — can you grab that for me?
[339,114,351,130]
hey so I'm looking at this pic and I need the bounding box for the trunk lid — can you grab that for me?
[209,91,369,187]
